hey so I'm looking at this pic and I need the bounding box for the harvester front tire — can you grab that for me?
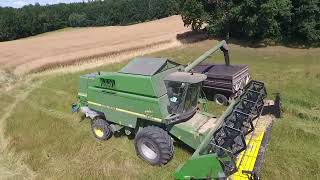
[214,94,229,106]
[91,118,112,140]
[134,126,173,166]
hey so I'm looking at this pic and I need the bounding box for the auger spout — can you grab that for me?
[184,40,230,72]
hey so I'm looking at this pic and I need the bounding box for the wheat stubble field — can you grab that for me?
[0,15,188,76]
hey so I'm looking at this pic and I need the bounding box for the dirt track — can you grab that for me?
[0,15,189,75]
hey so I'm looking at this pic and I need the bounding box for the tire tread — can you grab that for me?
[134,126,174,165]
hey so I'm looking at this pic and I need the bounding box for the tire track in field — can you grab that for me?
[0,79,42,179]
[38,86,71,96]
[27,99,77,122]
[3,86,77,122]
[0,82,81,179]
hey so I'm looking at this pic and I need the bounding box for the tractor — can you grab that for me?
[72,41,269,179]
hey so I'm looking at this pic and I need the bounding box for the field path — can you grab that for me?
[0,79,42,179]
[0,15,189,75]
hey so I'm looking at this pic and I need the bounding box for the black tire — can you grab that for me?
[134,126,174,165]
[91,118,112,140]
[214,94,229,106]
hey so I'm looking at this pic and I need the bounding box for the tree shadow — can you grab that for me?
[176,30,209,44]
[218,37,319,49]
[223,38,269,48]
[177,30,319,49]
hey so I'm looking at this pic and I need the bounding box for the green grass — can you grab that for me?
[1,40,320,179]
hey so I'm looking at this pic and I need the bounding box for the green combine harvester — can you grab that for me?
[72,41,269,179]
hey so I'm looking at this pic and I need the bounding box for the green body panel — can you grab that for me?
[169,112,213,149]
[95,67,182,98]
[79,76,88,95]
[78,63,184,126]
[174,154,225,179]
[99,72,156,97]
[87,86,168,124]
[104,108,137,128]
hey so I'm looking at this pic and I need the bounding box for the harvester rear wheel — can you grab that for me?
[91,118,112,140]
[134,126,173,165]
[214,94,229,106]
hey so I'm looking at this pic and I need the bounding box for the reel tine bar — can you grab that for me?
[207,81,267,175]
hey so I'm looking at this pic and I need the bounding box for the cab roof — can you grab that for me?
[164,72,207,83]
[119,57,180,76]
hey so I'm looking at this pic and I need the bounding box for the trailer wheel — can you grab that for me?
[91,118,112,140]
[214,94,229,106]
[134,126,173,165]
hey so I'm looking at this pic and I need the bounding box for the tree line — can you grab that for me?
[180,0,320,45]
[0,0,179,41]
[0,0,319,45]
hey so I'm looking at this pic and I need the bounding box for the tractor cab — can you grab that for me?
[164,72,207,124]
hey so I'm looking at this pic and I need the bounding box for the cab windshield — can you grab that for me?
[165,81,201,116]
